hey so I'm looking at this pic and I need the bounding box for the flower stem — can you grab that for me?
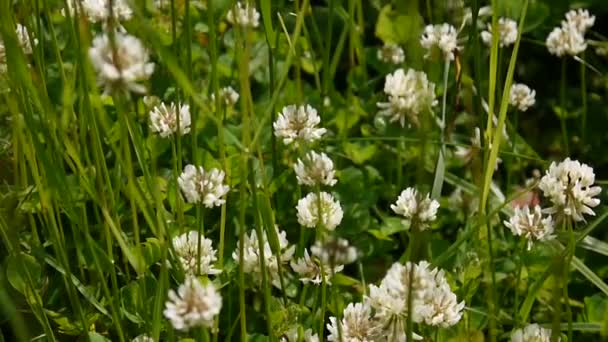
[559,58,569,155]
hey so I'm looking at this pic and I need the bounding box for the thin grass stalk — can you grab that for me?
[580,51,587,143]
[431,59,450,199]
[558,59,569,155]
[248,162,275,341]
[479,2,529,341]
[513,239,526,328]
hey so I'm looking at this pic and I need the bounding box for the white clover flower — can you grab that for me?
[296,192,343,230]
[564,9,595,34]
[311,236,357,265]
[290,249,343,285]
[15,24,37,55]
[163,276,222,331]
[226,2,260,29]
[273,104,326,145]
[88,32,155,95]
[509,83,536,112]
[420,23,459,60]
[280,328,319,342]
[377,43,405,64]
[232,226,295,287]
[504,205,555,250]
[481,17,518,47]
[294,151,337,187]
[377,68,438,128]
[149,102,191,138]
[327,302,382,342]
[367,260,464,339]
[0,24,37,73]
[211,86,240,107]
[132,335,153,342]
[538,158,602,222]
[419,284,466,327]
[546,25,587,57]
[178,165,229,207]
[391,187,440,230]
[511,323,555,342]
[172,231,221,276]
[64,0,133,23]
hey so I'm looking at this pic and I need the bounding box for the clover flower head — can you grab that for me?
[163,276,222,331]
[172,231,221,276]
[274,104,326,146]
[564,8,595,34]
[367,260,463,339]
[311,236,357,265]
[296,192,343,230]
[64,0,133,23]
[538,158,601,222]
[511,323,555,342]
[377,43,405,64]
[546,24,586,57]
[178,165,229,207]
[504,205,555,250]
[377,68,438,128]
[327,302,382,341]
[290,249,343,285]
[232,226,295,287]
[149,102,191,137]
[391,187,440,230]
[509,83,536,112]
[294,151,337,187]
[88,32,155,95]
[420,23,459,60]
[481,17,518,47]
[211,86,240,107]
[226,2,260,29]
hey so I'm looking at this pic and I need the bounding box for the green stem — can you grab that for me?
[559,58,569,155]
[580,51,587,143]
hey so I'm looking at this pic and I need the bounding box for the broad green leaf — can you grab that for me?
[343,142,377,165]
[6,253,41,295]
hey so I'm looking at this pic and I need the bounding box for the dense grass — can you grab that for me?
[1,0,608,341]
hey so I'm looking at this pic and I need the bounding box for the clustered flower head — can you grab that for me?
[420,23,459,60]
[310,236,357,265]
[178,165,230,207]
[509,83,536,112]
[172,231,221,276]
[1,24,38,74]
[211,86,240,107]
[363,260,464,340]
[64,0,133,23]
[377,43,405,64]
[391,187,440,230]
[149,102,191,138]
[377,68,438,128]
[538,158,601,222]
[327,302,382,341]
[164,276,222,331]
[511,323,555,342]
[88,31,155,95]
[226,2,260,29]
[481,17,518,47]
[296,192,343,230]
[280,328,319,342]
[131,335,153,342]
[504,205,555,250]
[546,8,595,57]
[274,104,326,146]
[232,226,295,287]
[290,249,344,285]
[294,151,337,187]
